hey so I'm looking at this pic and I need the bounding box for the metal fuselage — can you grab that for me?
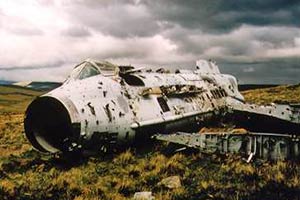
[24,60,300,154]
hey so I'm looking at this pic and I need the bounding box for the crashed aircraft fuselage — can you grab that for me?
[24,59,300,160]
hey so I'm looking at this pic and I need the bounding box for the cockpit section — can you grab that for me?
[67,60,119,82]
[77,63,100,80]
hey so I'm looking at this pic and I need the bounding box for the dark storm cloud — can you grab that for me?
[220,57,300,84]
[161,25,300,60]
[142,0,300,33]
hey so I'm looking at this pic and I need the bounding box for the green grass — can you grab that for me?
[0,85,43,114]
[0,85,300,199]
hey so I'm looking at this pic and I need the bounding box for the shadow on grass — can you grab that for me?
[0,149,89,176]
[248,181,300,200]
[0,140,171,175]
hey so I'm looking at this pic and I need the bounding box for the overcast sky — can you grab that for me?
[0,0,299,84]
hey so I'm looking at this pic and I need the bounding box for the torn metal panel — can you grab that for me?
[140,87,162,96]
[140,85,204,97]
[154,131,300,161]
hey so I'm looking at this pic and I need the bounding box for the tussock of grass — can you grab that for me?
[113,149,135,166]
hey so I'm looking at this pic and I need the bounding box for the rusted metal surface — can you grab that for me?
[24,59,300,160]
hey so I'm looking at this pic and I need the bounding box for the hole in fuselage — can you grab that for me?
[121,74,145,86]
[24,97,73,153]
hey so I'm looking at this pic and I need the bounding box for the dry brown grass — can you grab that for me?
[0,84,300,199]
[242,84,300,105]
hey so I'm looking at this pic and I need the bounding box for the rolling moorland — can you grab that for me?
[0,84,300,200]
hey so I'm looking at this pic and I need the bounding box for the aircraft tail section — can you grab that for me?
[196,59,220,74]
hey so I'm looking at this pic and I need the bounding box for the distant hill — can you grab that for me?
[11,81,62,91]
[238,84,279,91]
[0,85,44,113]
[0,80,62,91]
[0,80,15,85]
[242,83,300,104]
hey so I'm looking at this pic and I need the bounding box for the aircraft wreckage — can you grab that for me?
[24,59,300,161]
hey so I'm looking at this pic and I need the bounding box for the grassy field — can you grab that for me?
[0,85,43,114]
[242,83,300,105]
[0,84,300,200]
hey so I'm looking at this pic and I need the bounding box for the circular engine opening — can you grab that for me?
[24,97,74,153]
